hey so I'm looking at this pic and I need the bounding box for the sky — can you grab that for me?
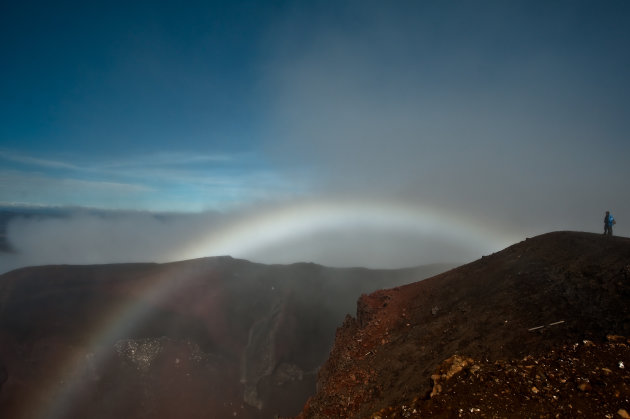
[1,0,629,272]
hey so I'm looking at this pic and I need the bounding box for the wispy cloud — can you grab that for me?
[98,151,235,169]
[0,149,303,211]
[0,169,155,209]
[0,170,152,192]
[0,149,236,173]
[0,150,81,170]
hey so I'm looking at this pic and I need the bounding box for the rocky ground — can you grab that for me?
[298,232,630,418]
[376,336,630,418]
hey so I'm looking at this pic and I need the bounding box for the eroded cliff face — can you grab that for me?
[299,232,630,418]
[0,257,448,419]
[241,296,313,411]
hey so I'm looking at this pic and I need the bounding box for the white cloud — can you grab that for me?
[0,200,517,274]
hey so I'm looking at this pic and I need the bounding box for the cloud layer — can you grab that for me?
[1,200,518,274]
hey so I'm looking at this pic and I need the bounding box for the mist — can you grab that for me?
[0,201,511,274]
[261,1,630,238]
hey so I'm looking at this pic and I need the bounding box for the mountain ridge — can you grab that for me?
[0,255,451,418]
[298,231,630,417]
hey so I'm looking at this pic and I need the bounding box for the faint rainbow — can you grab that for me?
[176,200,517,263]
[38,266,183,419]
[38,200,517,418]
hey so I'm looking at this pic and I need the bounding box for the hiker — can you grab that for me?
[604,211,615,236]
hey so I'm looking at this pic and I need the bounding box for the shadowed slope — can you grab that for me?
[0,256,450,419]
[300,232,630,417]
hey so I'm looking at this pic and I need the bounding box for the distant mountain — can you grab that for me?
[0,256,452,419]
[298,232,630,418]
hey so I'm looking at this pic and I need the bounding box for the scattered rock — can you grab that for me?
[577,382,592,392]
[430,355,475,398]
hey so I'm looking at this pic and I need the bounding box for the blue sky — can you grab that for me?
[1,0,291,210]
[1,1,630,270]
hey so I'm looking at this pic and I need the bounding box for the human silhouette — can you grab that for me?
[604,211,615,236]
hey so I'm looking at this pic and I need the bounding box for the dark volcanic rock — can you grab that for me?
[0,256,448,419]
[0,364,6,390]
[299,232,630,418]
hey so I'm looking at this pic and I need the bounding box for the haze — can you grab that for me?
[1,1,629,273]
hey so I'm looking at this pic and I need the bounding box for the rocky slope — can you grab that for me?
[299,232,630,418]
[0,256,450,419]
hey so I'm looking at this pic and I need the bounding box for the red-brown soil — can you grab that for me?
[299,232,630,418]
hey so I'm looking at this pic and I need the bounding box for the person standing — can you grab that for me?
[604,211,615,236]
